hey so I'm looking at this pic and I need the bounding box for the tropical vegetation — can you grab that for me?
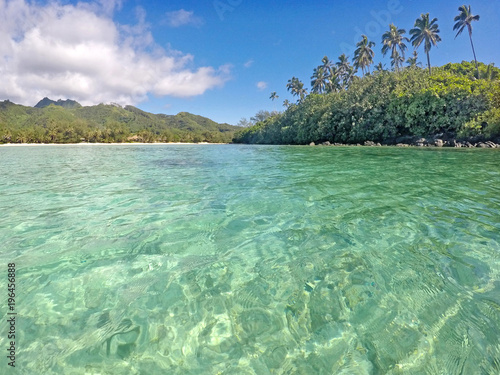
[0,100,239,144]
[234,62,500,145]
[235,5,499,145]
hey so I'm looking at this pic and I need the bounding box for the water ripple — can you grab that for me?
[0,145,499,374]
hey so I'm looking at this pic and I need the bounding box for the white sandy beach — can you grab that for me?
[0,142,228,146]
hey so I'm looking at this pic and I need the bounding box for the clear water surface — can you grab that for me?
[0,144,499,374]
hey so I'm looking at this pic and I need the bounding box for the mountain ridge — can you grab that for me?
[34,97,82,109]
[0,99,239,143]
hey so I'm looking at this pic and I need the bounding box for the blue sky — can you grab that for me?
[1,0,499,125]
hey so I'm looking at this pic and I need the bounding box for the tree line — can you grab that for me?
[0,102,239,144]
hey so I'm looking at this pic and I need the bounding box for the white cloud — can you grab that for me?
[164,9,203,28]
[256,81,268,91]
[243,59,254,68]
[0,0,228,106]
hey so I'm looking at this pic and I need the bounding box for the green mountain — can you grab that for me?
[34,97,82,109]
[0,100,239,143]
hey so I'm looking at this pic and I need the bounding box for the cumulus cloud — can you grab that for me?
[256,81,268,90]
[0,0,229,106]
[164,9,203,28]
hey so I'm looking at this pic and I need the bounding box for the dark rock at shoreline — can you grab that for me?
[415,138,426,147]
[307,134,498,148]
[478,141,498,148]
[394,136,414,145]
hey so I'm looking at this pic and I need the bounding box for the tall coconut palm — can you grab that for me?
[453,5,480,78]
[336,54,350,73]
[319,56,338,92]
[270,91,279,111]
[311,67,328,94]
[320,56,334,77]
[336,54,350,89]
[286,77,308,102]
[327,65,340,92]
[410,13,441,75]
[335,54,357,90]
[286,77,297,95]
[381,24,409,72]
[297,84,308,102]
[353,35,376,76]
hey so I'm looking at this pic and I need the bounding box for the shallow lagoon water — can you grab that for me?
[0,144,499,374]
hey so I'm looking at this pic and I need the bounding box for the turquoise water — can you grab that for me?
[1,144,499,374]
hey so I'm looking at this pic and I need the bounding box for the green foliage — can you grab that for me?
[234,62,500,145]
[0,101,240,144]
[460,107,500,139]
[441,61,500,80]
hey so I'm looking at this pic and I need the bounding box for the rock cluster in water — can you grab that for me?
[309,134,500,148]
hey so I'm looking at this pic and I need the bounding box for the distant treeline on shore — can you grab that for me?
[0,101,240,144]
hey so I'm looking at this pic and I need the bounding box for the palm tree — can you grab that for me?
[390,51,405,71]
[270,91,279,111]
[374,62,386,74]
[410,13,441,75]
[336,54,351,89]
[453,5,480,78]
[283,99,290,108]
[320,56,338,92]
[406,51,422,68]
[381,24,409,72]
[327,65,341,92]
[311,67,328,94]
[297,85,308,102]
[320,56,334,76]
[335,54,357,89]
[286,77,308,102]
[353,35,376,76]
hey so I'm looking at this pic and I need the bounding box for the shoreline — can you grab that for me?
[0,142,229,147]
